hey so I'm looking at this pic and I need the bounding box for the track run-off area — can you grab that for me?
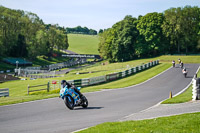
[0,64,199,133]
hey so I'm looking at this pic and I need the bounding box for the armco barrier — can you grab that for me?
[61,60,159,88]
[89,76,106,85]
[81,78,90,86]
[74,79,82,86]
[0,88,9,97]
[106,73,118,81]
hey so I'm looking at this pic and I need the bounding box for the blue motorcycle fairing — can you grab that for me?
[60,86,81,106]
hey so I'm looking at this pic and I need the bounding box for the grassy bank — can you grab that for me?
[78,112,200,133]
[68,34,99,54]
[156,55,200,64]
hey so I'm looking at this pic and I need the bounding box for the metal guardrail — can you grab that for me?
[0,88,9,97]
[67,60,159,87]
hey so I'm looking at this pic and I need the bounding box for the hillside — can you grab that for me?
[68,34,99,55]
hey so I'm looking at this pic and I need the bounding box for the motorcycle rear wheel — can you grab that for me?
[64,95,74,110]
[81,96,88,108]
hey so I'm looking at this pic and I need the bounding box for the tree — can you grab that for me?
[99,16,138,62]
[137,12,165,56]
[46,25,69,57]
[66,26,97,35]
[0,6,69,59]
[10,34,27,57]
[180,6,200,53]
[162,6,200,54]
[98,25,114,62]
[98,29,103,34]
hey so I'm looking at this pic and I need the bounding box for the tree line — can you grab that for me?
[98,6,200,62]
[0,6,69,59]
[66,26,97,35]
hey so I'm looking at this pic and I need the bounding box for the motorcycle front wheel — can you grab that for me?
[64,95,74,110]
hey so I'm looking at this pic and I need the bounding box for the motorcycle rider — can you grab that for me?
[182,68,187,78]
[178,58,181,64]
[61,80,83,98]
[180,61,184,68]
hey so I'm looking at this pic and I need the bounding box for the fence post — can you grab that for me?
[28,85,29,95]
[47,81,50,92]
[59,80,61,89]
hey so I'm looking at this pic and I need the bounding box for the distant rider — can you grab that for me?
[180,61,184,68]
[182,68,187,78]
[61,80,83,98]
[178,58,181,64]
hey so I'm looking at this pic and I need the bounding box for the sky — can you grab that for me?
[0,0,199,31]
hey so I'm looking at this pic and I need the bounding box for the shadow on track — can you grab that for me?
[186,76,193,78]
[74,107,104,110]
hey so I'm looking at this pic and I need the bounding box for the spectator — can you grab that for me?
[172,60,175,67]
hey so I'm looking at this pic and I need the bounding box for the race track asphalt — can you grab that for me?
[0,64,199,133]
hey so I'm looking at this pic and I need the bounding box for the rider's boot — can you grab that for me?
[80,94,84,99]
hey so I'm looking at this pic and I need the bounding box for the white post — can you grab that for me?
[28,85,30,95]
[192,79,197,101]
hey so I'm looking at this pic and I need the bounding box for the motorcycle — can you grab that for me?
[59,86,88,110]
[182,70,187,78]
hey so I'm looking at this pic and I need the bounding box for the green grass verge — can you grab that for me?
[78,112,200,133]
[162,66,200,104]
[156,55,200,64]
[162,85,193,104]
[32,56,69,66]
[68,34,99,54]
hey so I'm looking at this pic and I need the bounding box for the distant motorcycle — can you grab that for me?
[182,68,187,78]
[60,86,88,110]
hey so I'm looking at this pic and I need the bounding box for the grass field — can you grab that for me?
[78,112,200,133]
[67,34,99,54]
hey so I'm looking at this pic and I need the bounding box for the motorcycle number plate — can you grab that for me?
[72,93,75,97]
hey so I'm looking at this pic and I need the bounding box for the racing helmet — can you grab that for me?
[61,80,67,88]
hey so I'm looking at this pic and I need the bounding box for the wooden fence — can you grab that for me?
[27,82,49,95]
[0,88,9,97]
